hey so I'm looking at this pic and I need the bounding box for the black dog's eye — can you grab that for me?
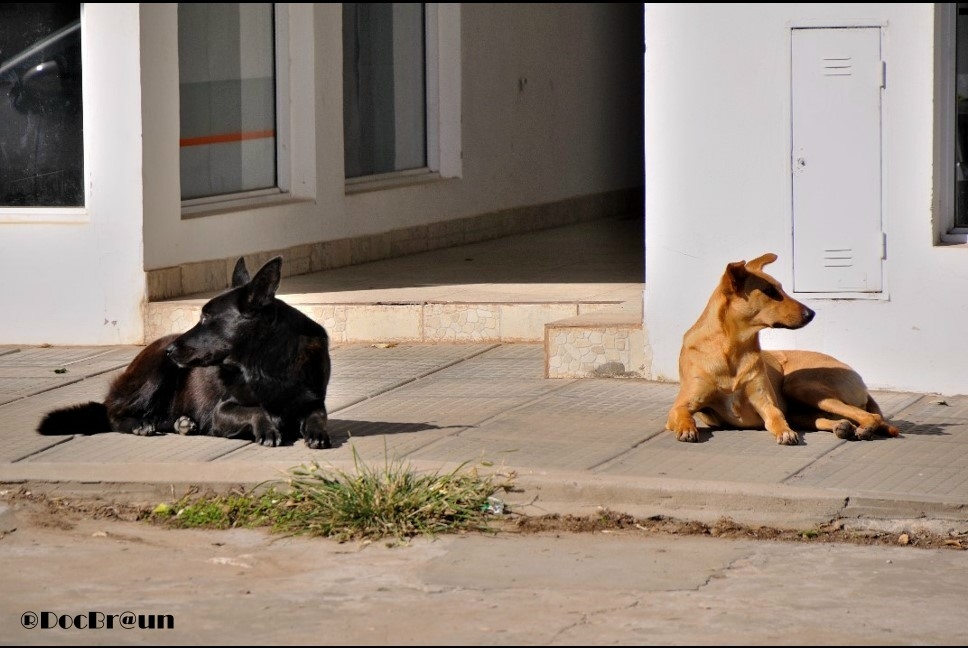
[199,313,209,324]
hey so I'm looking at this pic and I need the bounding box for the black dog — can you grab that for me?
[37,256,332,449]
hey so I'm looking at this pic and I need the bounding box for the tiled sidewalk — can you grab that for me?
[1,342,967,531]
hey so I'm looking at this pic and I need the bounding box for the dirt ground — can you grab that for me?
[4,486,968,645]
[3,486,967,551]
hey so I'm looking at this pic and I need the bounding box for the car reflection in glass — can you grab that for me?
[0,19,82,206]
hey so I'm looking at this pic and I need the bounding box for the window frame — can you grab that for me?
[180,3,316,219]
[939,3,968,243]
[344,2,462,194]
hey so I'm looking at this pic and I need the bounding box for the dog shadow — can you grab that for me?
[686,424,927,445]
[150,419,471,448]
[888,419,958,437]
[686,428,819,445]
[324,418,471,449]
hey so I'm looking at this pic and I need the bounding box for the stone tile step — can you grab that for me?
[143,216,644,351]
[145,296,641,345]
[544,311,649,379]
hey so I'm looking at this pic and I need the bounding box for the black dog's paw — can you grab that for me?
[304,434,332,450]
[132,422,157,437]
[301,411,331,449]
[255,425,283,448]
[174,416,197,436]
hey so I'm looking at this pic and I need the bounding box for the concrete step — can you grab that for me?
[544,311,648,379]
[145,294,642,345]
[143,217,646,367]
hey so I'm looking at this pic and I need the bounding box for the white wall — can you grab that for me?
[644,4,968,394]
[0,5,146,344]
[0,3,643,346]
[141,3,645,270]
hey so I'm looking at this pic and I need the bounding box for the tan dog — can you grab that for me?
[665,253,900,445]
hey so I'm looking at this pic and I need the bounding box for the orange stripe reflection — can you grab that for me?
[180,130,276,147]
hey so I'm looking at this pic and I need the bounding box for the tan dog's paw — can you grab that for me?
[833,420,856,440]
[674,427,699,443]
[858,417,902,440]
[775,429,800,445]
[667,408,699,442]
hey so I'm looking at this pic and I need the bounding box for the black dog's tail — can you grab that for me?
[37,402,111,436]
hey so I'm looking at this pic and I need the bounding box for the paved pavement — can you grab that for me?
[1,341,967,533]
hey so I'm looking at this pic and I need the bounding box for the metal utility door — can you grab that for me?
[791,27,883,293]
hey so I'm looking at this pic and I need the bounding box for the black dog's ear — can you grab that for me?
[241,256,282,309]
[231,257,250,288]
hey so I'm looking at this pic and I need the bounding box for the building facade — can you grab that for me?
[644,4,968,394]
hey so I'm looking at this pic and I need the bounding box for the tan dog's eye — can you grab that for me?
[761,285,782,300]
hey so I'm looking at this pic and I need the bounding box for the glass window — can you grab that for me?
[343,3,427,179]
[178,3,277,201]
[956,4,968,227]
[0,4,83,207]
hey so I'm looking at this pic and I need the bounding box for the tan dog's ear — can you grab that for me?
[723,260,749,294]
[746,253,778,273]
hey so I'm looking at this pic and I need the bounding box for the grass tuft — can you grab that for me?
[154,448,513,543]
